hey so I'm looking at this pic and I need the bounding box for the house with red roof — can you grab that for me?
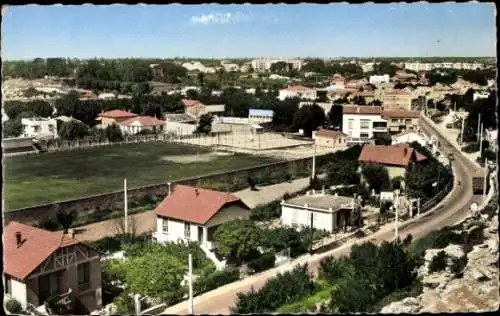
[96,109,138,128]
[118,115,166,135]
[358,143,427,179]
[313,129,348,150]
[3,222,102,314]
[153,185,251,251]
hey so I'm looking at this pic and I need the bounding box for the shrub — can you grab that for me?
[38,218,60,231]
[5,298,23,314]
[450,256,468,277]
[250,200,281,221]
[247,252,276,273]
[408,227,463,264]
[428,250,448,273]
[90,234,151,254]
[194,267,240,294]
[114,291,135,315]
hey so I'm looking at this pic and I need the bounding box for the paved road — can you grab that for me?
[163,115,481,315]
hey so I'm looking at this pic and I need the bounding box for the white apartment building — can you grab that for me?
[404,62,434,72]
[361,62,375,73]
[342,106,388,142]
[369,74,390,85]
[278,85,317,101]
[251,58,304,72]
[21,117,58,138]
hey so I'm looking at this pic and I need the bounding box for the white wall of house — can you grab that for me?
[281,205,335,232]
[342,113,388,139]
[21,118,58,138]
[155,217,202,245]
[392,132,427,147]
[165,121,197,136]
[6,277,28,310]
[387,166,407,179]
[120,122,165,135]
[369,75,390,84]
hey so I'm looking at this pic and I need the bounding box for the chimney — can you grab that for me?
[68,228,75,239]
[15,232,22,247]
[356,107,360,113]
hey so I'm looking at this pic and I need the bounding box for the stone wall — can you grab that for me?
[4,153,335,226]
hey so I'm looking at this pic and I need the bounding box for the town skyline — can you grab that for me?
[3,3,496,60]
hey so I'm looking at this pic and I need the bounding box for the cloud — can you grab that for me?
[190,12,251,25]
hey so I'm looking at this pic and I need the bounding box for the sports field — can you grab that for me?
[3,142,278,210]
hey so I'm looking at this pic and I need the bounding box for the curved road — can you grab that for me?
[163,115,482,315]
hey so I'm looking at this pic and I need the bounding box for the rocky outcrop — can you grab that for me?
[382,201,499,313]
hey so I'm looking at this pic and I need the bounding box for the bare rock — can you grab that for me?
[444,244,465,259]
[381,297,421,314]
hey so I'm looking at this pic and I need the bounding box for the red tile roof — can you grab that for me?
[382,110,420,119]
[358,143,427,167]
[4,222,81,280]
[182,99,204,107]
[316,129,346,138]
[343,106,383,115]
[120,116,165,127]
[154,185,249,225]
[99,109,138,118]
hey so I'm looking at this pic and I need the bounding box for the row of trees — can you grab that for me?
[301,59,365,78]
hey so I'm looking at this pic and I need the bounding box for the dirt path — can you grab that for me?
[69,175,316,242]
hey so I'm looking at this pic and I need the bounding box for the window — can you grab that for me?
[347,119,354,130]
[360,133,369,138]
[48,272,61,297]
[184,222,191,238]
[392,119,398,123]
[405,119,412,125]
[34,126,41,132]
[162,219,169,234]
[78,262,90,291]
[360,119,370,130]
[48,125,55,132]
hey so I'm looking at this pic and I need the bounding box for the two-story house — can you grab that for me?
[342,106,388,144]
[382,89,413,111]
[96,109,138,128]
[21,117,58,139]
[381,110,420,134]
[313,129,348,150]
[118,116,166,135]
[3,222,102,315]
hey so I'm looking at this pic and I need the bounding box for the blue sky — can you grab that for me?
[2,3,496,60]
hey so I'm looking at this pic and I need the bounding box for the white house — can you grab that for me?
[21,117,58,139]
[153,185,251,268]
[278,85,317,101]
[392,131,428,147]
[164,113,198,136]
[280,190,358,233]
[98,93,116,100]
[118,116,165,135]
[473,91,490,101]
[369,74,390,85]
[248,109,274,124]
[299,102,333,115]
[342,106,388,143]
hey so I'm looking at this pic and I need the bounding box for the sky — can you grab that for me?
[2,3,497,60]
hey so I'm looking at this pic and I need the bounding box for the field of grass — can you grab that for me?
[3,142,278,210]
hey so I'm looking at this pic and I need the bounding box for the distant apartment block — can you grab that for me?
[405,61,485,72]
[21,117,58,139]
[251,58,303,72]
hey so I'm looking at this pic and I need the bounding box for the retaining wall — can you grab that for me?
[4,154,335,226]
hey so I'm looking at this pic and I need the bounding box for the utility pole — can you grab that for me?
[188,253,194,315]
[394,190,399,240]
[417,198,421,216]
[478,123,484,155]
[134,294,141,316]
[124,178,128,235]
[309,208,314,254]
[477,113,481,143]
[312,144,317,179]
[483,158,488,201]
[459,117,465,145]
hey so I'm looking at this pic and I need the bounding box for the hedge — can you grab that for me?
[247,252,276,273]
[194,267,240,295]
[90,233,152,254]
[5,298,23,314]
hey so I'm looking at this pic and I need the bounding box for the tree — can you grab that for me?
[124,250,186,304]
[361,163,391,193]
[325,105,343,129]
[197,72,205,86]
[327,160,360,185]
[186,89,199,100]
[373,133,392,145]
[196,114,213,134]
[106,123,124,142]
[56,208,77,233]
[292,104,326,137]
[372,61,399,77]
[57,120,90,141]
[3,119,23,137]
[213,220,262,264]
[271,97,300,128]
